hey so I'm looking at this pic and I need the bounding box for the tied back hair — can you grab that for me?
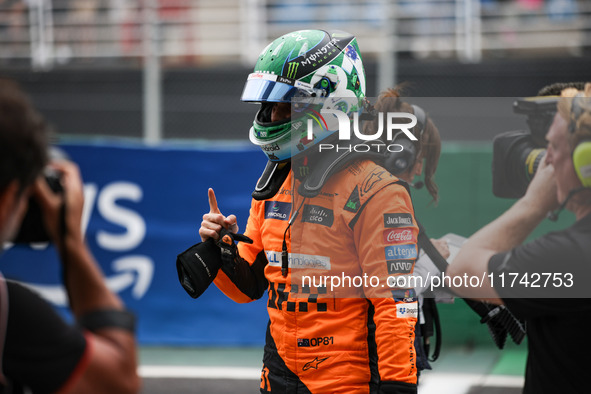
[364,88,441,203]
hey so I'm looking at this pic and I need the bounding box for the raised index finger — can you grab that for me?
[208,188,221,214]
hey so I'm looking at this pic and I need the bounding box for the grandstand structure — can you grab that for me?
[1,0,589,141]
[2,0,589,68]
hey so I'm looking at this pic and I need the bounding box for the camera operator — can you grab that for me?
[446,83,591,393]
[0,80,140,393]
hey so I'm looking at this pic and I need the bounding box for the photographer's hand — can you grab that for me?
[34,160,85,247]
[33,159,139,393]
[199,188,239,242]
[447,154,558,303]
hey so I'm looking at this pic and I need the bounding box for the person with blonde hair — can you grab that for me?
[446,83,591,393]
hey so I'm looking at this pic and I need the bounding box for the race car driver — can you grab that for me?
[181,30,421,394]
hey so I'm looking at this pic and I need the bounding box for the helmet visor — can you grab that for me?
[241,73,324,103]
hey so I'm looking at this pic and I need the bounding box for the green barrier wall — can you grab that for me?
[412,143,573,347]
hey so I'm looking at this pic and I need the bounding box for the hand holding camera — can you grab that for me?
[492,97,557,199]
[33,159,86,249]
[13,146,82,245]
[523,153,559,214]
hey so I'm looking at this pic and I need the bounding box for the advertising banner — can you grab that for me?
[1,142,269,346]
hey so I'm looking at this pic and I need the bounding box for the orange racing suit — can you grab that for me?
[214,159,419,394]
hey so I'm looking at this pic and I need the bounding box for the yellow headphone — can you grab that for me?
[569,94,591,187]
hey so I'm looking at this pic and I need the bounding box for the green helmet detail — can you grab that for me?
[241,29,366,162]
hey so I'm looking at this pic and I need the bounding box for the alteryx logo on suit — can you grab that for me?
[384,245,417,260]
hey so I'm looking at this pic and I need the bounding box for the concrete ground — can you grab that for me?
[138,345,527,393]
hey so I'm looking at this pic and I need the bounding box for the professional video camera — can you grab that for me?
[13,147,66,243]
[492,96,558,198]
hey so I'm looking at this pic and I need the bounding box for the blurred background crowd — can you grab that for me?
[1,0,587,67]
[0,0,589,142]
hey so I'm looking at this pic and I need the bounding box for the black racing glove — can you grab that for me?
[217,228,268,301]
[217,228,254,277]
[176,228,253,299]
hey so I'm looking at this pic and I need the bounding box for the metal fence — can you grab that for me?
[1,0,589,69]
[1,0,588,143]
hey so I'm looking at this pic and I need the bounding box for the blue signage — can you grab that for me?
[0,142,270,346]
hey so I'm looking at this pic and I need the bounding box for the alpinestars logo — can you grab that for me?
[303,356,330,371]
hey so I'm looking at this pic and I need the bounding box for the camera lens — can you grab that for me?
[12,147,67,243]
[523,148,546,181]
[493,131,546,198]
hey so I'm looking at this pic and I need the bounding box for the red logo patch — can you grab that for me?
[383,228,415,244]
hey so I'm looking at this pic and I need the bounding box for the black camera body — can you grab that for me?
[13,147,66,243]
[492,97,558,198]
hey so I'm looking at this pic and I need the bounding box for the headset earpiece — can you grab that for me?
[411,104,426,139]
[573,140,591,187]
[384,136,417,175]
[384,105,427,175]
[569,95,591,186]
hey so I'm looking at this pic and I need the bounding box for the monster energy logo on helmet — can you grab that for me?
[254,30,357,82]
[287,62,299,79]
